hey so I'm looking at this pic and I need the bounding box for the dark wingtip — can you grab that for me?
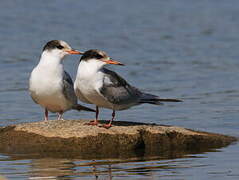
[74,104,96,112]
[158,98,183,102]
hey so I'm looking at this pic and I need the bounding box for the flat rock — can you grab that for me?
[0,120,236,159]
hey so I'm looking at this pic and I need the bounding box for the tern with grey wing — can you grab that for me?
[74,49,182,128]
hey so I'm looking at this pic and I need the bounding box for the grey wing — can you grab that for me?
[62,71,77,105]
[99,68,142,105]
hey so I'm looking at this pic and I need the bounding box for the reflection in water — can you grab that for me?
[0,151,211,180]
[0,144,238,179]
[29,159,76,179]
[24,155,210,179]
[29,159,116,180]
[0,146,222,179]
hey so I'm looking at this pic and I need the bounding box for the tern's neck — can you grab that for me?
[38,51,63,66]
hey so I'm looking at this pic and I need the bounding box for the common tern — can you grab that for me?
[29,40,95,121]
[74,49,181,128]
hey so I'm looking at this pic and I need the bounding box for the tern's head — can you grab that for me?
[42,40,83,59]
[80,49,124,67]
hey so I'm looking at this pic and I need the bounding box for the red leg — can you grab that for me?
[44,108,48,121]
[87,106,99,125]
[103,110,115,129]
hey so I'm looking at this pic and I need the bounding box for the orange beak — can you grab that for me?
[65,50,83,55]
[103,59,124,66]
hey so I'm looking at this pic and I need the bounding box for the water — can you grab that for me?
[0,0,239,179]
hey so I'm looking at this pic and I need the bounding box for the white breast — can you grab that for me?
[74,60,113,109]
[29,63,72,112]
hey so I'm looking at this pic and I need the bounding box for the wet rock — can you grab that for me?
[0,120,236,159]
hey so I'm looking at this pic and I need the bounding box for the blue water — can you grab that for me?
[0,0,239,179]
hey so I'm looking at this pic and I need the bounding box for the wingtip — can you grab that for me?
[74,104,96,112]
[158,98,183,102]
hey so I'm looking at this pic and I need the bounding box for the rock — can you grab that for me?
[0,120,236,159]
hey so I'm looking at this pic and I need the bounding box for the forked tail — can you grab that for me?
[140,93,182,105]
[157,98,182,102]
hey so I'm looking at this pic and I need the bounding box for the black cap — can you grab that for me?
[42,40,64,51]
[80,49,107,61]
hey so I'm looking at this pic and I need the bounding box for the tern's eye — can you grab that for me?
[95,54,103,59]
[56,45,64,49]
